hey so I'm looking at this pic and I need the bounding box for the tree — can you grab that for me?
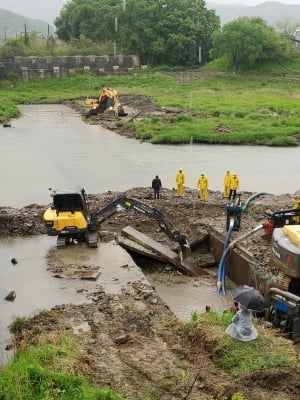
[54,0,220,66]
[210,17,293,72]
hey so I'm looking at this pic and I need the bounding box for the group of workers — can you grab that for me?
[174,168,240,201]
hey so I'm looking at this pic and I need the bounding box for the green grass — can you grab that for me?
[0,335,124,400]
[1,58,300,145]
[191,311,299,378]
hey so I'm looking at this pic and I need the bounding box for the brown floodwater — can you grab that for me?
[0,104,299,208]
[0,235,231,364]
[1,104,299,363]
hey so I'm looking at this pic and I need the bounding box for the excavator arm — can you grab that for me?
[269,208,300,228]
[88,195,189,250]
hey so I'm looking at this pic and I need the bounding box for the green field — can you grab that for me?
[1,62,300,146]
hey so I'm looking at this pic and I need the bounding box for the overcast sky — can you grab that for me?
[0,0,299,24]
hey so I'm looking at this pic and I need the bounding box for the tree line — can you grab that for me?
[0,0,296,71]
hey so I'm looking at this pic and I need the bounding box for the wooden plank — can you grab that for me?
[120,226,208,276]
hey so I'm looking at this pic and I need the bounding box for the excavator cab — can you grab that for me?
[85,87,127,117]
[43,187,90,248]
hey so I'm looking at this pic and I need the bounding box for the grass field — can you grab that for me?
[1,60,300,146]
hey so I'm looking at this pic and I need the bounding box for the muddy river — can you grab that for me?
[0,104,298,364]
[0,235,233,365]
[0,104,299,208]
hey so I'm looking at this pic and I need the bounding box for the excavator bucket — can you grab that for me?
[180,242,192,260]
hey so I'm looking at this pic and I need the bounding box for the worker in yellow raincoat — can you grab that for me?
[292,195,300,223]
[223,170,232,198]
[229,173,240,201]
[197,173,209,201]
[175,168,185,197]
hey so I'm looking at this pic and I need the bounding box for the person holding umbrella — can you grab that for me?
[225,305,258,342]
[225,285,266,342]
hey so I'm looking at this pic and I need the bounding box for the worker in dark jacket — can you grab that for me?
[152,175,162,199]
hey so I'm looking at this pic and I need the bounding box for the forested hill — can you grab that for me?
[0,9,52,42]
[207,1,300,26]
[1,1,299,45]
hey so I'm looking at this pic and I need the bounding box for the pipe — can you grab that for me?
[217,218,234,295]
[241,192,273,212]
[229,224,264,249]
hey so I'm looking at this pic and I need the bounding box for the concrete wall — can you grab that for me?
[0,55,141,80]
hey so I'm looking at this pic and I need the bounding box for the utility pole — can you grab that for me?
[4,26,8,41]
[24,23,29,45]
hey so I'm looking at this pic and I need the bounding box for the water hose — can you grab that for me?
[217,218,234,295]
[217,224,265,295]
[241,192,273,212]
[217,192,272,295]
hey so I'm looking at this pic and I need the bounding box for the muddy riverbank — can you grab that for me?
[1,187,300,399]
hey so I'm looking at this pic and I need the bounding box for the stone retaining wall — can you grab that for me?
[0,55,141,80]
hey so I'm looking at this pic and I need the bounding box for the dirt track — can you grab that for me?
[1,187,300,399]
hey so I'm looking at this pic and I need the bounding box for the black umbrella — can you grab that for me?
[230,285,267,312]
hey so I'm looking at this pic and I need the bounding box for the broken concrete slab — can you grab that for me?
[119,226,208,276]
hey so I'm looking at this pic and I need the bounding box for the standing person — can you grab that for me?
[223,170,232,199]
[197,173,209,201]
[229,173,240,201]
[152,175,162,199]
[175,168,185,197]
[291,195,300,223]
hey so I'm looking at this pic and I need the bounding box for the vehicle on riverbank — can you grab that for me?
[1,64,300,146]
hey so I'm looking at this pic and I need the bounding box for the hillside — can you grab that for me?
[207,1,300,27]
[0,9,53,43]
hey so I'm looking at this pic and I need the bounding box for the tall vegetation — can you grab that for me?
[54,0,220,66]
[0,335,124,400]
[210,17,295,72]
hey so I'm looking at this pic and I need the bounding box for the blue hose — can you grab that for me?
[217,192,273,294]
[217,218,234,295]
[241,192,273,212]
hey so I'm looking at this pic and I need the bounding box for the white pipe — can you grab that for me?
[229,224,264,249]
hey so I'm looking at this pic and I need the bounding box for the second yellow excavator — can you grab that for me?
[85,87,127,117]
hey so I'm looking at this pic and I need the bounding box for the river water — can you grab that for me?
[0,104,298,363]
[0,104,299,208]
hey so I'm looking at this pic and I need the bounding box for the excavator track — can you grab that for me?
[87,231,98,248]
[57,235,67,249]
[276,272,291,292]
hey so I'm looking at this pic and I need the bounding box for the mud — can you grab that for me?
[1,187,300,399]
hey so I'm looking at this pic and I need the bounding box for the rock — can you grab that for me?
[114,334,129,345]
[5,290,16,301]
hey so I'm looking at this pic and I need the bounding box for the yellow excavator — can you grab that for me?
[43,186,190,253]
[85,87,127,117]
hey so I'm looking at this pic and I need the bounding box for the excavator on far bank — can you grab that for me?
[85,87,127,117]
